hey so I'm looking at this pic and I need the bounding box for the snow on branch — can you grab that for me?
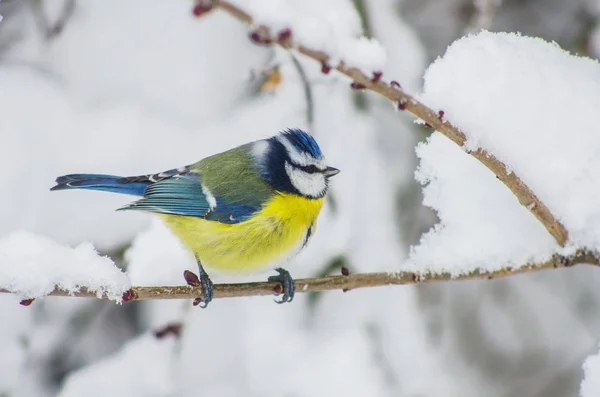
[0,231,130,303]
[1,249,597,304]
[205,0,569,247]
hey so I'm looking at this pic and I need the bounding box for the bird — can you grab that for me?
[51,128,340,307]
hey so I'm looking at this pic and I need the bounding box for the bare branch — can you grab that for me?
[2,250,597,303]
[29,0,76,41]
[290,54,314,127]
[210,0,568,247]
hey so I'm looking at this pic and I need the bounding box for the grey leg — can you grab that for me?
[195,259,214,308]
[268,268,296,304]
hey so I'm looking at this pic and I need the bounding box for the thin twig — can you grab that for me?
[30,0,76,41]
[47,0,75,39]
[466,0,502,33]
[290,54,314,127]
[2,251,596,302]
[211,0,568,247]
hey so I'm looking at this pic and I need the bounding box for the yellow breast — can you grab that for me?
[159,192,324,274]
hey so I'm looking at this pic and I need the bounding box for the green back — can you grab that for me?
[191,144,274,208]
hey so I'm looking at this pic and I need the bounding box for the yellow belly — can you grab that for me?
[159,192,324,274]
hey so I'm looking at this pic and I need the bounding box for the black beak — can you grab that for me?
[323,166,340,177]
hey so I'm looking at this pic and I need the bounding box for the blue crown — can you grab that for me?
[280,128,323,159]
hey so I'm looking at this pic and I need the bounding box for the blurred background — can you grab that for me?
[2,0,600,396]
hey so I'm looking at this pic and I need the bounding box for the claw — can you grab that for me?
[197,270,214,308]
[192,260,214,308]
[268,268,295,304]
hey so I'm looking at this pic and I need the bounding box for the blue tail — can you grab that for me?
[50,174,149,196]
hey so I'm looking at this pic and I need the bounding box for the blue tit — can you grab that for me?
[51,128,340,307]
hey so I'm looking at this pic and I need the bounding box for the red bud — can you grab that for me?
[154,323,183,339]
[277,28,292,43]
[184,270,201,287]
[371,71,382,83]
[122,289,136,302]
[192,2,213,17]
[249,29,273,46]
[19,298,35,306]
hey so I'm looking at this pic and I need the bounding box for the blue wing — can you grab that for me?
[119,172,259,224]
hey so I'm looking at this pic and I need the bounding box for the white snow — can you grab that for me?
[125,219,197,287]
[5,0,599,396]
[582,345,600,397]
[408,31,600,273]
[235,0,387,72]
[57,333,178,397]
[0,231,130,301]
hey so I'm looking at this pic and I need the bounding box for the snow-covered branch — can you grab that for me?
[2,250,596,304]
[205,0,568,247]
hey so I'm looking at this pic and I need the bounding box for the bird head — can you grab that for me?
[253,129,340,198]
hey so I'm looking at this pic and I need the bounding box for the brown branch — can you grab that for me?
[210,0,568,247]
[2,250,597,302]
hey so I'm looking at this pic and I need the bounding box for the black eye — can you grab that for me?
[304,165,319,174]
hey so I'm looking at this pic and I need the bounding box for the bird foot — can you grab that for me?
[184,265,214,308]
[195,268,214,308]
[268,268,295,304]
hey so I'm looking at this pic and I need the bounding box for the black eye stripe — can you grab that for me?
[291,163,323,174]
[303,165,319,174]
[287,159,325,174]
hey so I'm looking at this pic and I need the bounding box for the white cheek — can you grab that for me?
[284,162,326,197]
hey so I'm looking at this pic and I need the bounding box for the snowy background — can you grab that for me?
[2,0,600,396]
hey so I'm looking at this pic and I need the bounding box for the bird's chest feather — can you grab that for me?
[160,193,324,274]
